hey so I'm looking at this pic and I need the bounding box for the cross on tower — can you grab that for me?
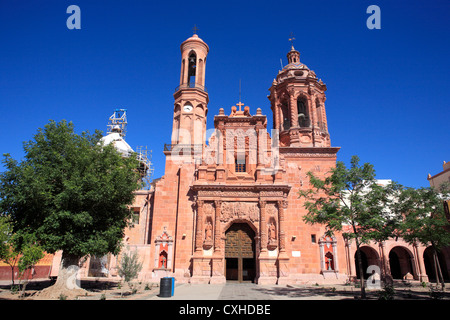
[236,101,244,111]
[288,32,295,47]
[192,24,199,35]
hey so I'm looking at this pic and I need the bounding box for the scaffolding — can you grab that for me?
[107,108,128,137]
[105,108,154,189]
[136,145,154,189]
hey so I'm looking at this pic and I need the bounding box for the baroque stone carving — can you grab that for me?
[220,202,259,223]
[266,203,278,216]
[203,202,214,216]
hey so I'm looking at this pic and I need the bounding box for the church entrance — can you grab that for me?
[225,223,256,283]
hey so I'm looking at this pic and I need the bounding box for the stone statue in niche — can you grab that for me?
[268,222,276,240]
[267,221,277,250]
[205,221,213,240]
[203,219,213,249]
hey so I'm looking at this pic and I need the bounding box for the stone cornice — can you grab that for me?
[279,146,340,157]
[191,183,291,192]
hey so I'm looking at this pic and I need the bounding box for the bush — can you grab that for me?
[377,284,395,300]
[117,247,143,284]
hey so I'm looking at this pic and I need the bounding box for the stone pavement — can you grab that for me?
[147,282,356,300]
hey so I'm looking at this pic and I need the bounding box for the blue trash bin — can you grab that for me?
[170,277,175,296]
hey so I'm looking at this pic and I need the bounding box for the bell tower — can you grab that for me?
[172,32,209,147]
[268,44,331,147]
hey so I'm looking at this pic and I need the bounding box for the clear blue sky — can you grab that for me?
[1,0,449,188]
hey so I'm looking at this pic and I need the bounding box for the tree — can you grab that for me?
[391,183,450,290]
[0,216,44,293]
[0,216,19,286]
[0,120,141,298]
[299,155,397,299]
[117,246,143,295]
[16,234,44,297]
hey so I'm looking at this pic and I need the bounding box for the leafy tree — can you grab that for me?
[117,246,143,295]
[16,234,44,297]
[0,120,141,296]
[0,216,19,286]
[0,216,44,292]
[299,155,397,299]
[391,183,450,290]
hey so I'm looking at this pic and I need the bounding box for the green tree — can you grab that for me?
[0,216,19,286]
[299,155,397,299]
[16,234,44,297]
[117,246,143,295]
[391,183,450,290]
[0,120,141,296]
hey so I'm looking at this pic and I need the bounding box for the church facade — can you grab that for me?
[54,33,450,285]
[134,33,346,285]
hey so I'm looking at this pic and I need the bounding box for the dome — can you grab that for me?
[282,62,309,71]
[180,33,209,53]
[99,132,134,157]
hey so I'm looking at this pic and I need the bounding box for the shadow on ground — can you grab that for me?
[251,281,450,300]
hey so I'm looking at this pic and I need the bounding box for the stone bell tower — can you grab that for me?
[268,45,331,147]
[171,33,209,148]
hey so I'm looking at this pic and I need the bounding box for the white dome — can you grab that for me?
[99,132,134,157]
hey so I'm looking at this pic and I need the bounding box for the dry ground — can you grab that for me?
[0,278,448,300]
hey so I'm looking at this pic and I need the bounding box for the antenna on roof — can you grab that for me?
[107,108,128,137]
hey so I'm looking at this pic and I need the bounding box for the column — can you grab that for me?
[167,242,173,269]
[289,94,298,128]
[214,200,222,253]
[154,243,159,268]
[345,238,356,279]
[259,200,267,253]
[319,241,325,271]
[378,242,392,283]
[276,199,290,284]
[308,95,315,128]
[278,200,287,253]
[195,200,204,253]
[332,238,339,272]
[273,92,280,131]
[414,242,428,282]
[210,199,226,284]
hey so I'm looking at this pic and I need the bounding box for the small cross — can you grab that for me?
[288,32,295,46]
[236,101,244,111]
[192,24,199,35]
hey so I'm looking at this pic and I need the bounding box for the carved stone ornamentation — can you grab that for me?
[220,202,259,223]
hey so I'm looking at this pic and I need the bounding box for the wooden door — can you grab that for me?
[225,223,255,282]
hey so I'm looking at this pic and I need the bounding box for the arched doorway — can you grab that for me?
[225,223,256,283]
[355,246,379,279]
[389,246,415,280]
[423,247,450,282]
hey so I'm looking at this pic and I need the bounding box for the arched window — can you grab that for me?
[188,52,197,86]
[297,98,310,127]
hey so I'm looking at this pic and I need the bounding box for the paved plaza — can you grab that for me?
[1,279,449,300]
